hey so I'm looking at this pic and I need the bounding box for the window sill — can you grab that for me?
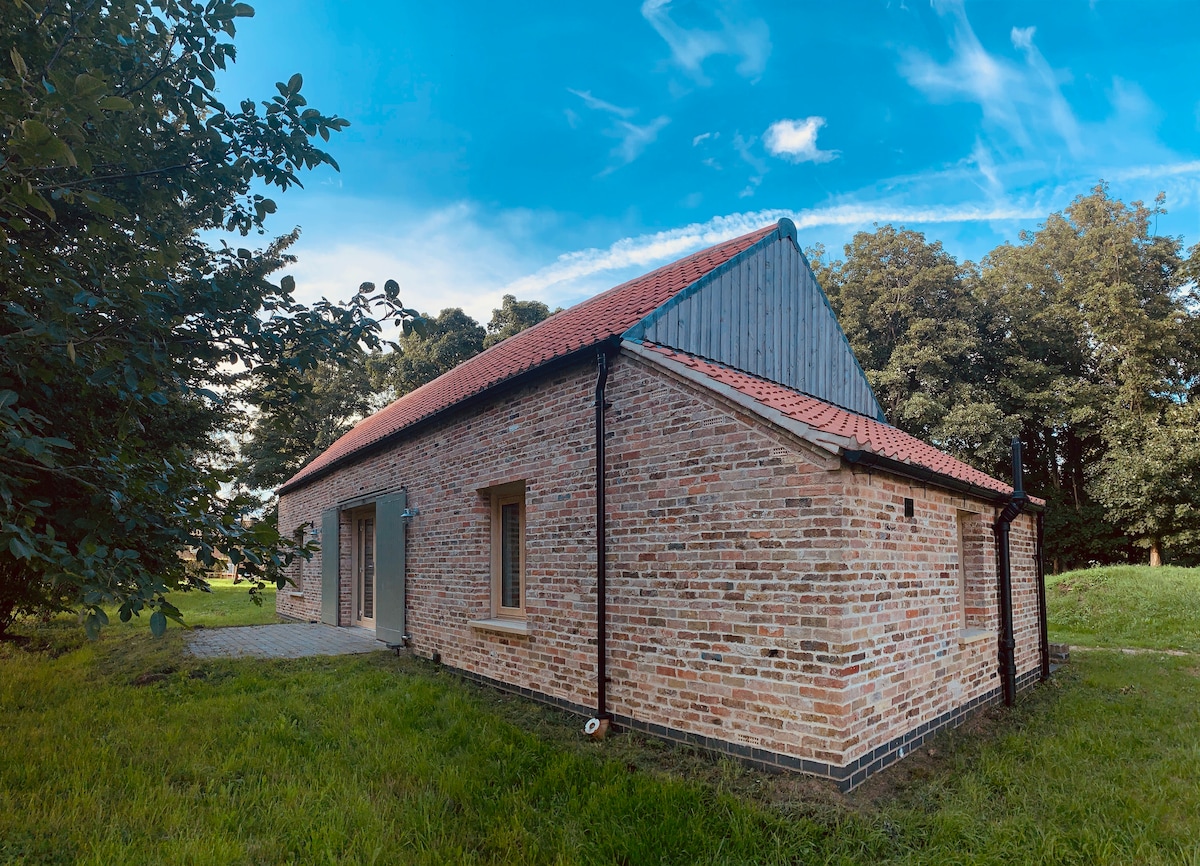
[959,627,992,646]
[469,618,529,637]
[286,591,305,599]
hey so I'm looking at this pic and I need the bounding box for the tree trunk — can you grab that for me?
[1149,539,1162,567]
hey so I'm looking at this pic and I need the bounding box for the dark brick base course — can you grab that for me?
[438,657,1046,792]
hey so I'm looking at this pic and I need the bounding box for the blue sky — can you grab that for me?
[217,0,1200,324]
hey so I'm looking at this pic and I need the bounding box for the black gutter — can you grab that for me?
[842,449,1043,511]
[1035,510,1050,681]
[994,438,1029,707]
[595,349,611,721]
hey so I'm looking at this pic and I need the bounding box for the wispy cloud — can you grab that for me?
[568,89,670,173]
[900,1,1079,156]
[732,133,767,197]
[763,117,839,164]
[606,116,671,172]
[285,201,540,333]
[567,88,636,119]
[641,0,771,84]
[503,201,1044,300]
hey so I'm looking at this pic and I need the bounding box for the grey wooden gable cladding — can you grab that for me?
[625,228,885,422]
[374,490,408,645]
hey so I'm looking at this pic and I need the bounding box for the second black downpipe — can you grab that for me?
[995,437,1029,706]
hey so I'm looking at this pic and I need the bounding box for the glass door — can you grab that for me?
[353,509,376,629]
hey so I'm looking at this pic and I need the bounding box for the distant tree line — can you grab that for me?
[810,185,1200,570]
[239,295,555,491]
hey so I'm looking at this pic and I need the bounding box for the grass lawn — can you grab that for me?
[165,577,283,629]
[1047,564,1200,652]
[1,566,1198,864]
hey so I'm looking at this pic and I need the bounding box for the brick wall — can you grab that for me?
[278,348,1044,779]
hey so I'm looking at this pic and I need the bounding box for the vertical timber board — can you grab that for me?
[320,507,339,626]
[374,490,408,645]
[629,229,884,418]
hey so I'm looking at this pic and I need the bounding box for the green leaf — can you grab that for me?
[74,73,106,97]
[232,3,255,17]
[149,610,167,637]
[8,537,32,559]
[280,275,295,292]
[411,316,428,339]
[286,72,303,95]
[97,96,134,111]
[148,392,168,405]
[10,47,27,78]
[237,248,252,259]
[384,279,399,299]
[359,282,375,293]
[84,613,100,641]
[21,120,76,167]
[21,119,55,147]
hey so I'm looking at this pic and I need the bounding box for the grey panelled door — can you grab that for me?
[374,490,408,645]
[320,507,340,625]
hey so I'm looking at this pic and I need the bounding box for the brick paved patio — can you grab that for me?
[186,623,385,660]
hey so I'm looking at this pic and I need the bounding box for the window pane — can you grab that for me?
[501,502,520,609]
[362,517,375,619]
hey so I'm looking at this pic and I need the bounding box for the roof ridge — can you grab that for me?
[279,221,782,493]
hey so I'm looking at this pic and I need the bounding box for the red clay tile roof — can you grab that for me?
[280,223,779,493]
[642,344,1027,501]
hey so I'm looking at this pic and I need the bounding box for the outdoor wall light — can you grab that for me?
[400,506,420,522]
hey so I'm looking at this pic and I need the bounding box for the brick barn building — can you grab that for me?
[276,219,1048,790]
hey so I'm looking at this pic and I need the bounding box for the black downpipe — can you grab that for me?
[1036,511,1050,681]
[595,351,610,721]
[995,437,1029,707]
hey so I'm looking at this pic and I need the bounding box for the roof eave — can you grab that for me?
[276,337,621,497]
[624,340,1041,509]
[843,449,1045,511]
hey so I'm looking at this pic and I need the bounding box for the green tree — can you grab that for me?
[1091,402,1200,566]
[813,226,1017,469]
[0,0,418,637]
[484,294,554,348]
[368,308,485,400]
[975,185,1194,569]
[239,355,375,491]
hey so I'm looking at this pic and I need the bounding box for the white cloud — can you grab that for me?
[606,116,671,171]
[502,201,1044,302]
[732,132,767,196]
[900,1,1079,156]
[1010,26,1035,50]
[692,131,714,146]
[567,88,635,119]
[969,137,1002,194]
[763,117,840,164]
[641,0,771,84]
[569,88,669,173]
[282,201,541,335]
